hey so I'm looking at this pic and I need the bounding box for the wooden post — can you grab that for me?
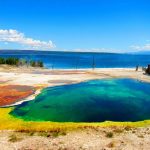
[135,65,138,71]
[92,55,96,70]
[75,57,79,71]
[51,58,55,70]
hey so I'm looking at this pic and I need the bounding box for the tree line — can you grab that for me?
[0,57,44,67]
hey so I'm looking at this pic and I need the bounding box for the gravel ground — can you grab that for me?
[0,126,150,150]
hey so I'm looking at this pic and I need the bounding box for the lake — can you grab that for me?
[0,50,150,69]
[10,78,150,122]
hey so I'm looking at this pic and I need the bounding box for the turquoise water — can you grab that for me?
[11,78,150,122]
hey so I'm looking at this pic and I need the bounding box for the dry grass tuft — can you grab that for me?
[107,141,115,148]
[8,134,23,142]
[106,132,114,138]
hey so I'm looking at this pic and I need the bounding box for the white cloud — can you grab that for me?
[0,29,55,50]
[131,43,150,51]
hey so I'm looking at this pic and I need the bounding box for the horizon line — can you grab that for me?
[0,48,140,54]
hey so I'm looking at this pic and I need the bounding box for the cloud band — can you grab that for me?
[0,29,55,50]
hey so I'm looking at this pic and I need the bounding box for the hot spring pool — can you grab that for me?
[10,78,150,122]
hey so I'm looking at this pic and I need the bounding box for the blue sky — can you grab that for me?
[0,0,150,52]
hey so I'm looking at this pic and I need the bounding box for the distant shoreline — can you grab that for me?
[1,49,150,55]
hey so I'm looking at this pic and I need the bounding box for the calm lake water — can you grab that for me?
[11,78,150,122]
[0,50,150,69]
